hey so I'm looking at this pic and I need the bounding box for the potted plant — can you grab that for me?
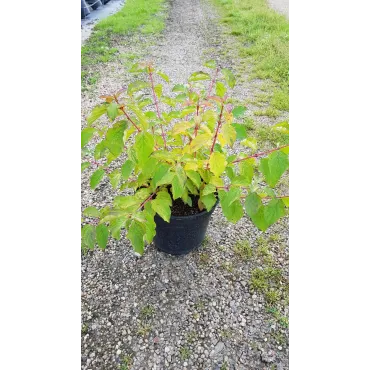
[81,61,289,255]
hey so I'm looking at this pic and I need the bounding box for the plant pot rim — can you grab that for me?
[155,198,219,221]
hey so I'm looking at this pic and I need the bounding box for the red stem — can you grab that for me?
[138,190,157,211]
[209,103,224,155]
[122,109,141,132]
[232,145,289,164]
[149,70,167,149]
[207,67,219,99]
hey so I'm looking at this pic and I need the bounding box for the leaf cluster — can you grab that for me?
[81,61,289,254]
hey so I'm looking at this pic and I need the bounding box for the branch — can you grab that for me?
[148,70,167,149]
[232,145,289,164]
[209,103,224,155]
[122,109,141,132]
[138,190,157,211]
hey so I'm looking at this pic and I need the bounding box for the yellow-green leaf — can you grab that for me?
[209,152,227,177]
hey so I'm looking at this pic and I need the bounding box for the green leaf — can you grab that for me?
[138,98,153,108]
[83,207,100,218]
[90,169,105,189]
[201,183,216,196]
[225,167,235,180]
[241,137,257,151]
[204,60,217,69]
[172,166,187,200]
[265,199,286,226]
[81,162,90,172]
[94,141,107,160]
[154,84,163,99]
[219,189,243,223]
[96,224,109,250]
[200,193,217,211]
[281,196,289,207]
[108,169,121,189]
[220,123,237,147]
[114,195,139,209]
[109,216,126,239]
[134,132,154,163]
[186,170,202,188]
[121,160,135,180]
[232,123,247,140]
[81,128,95,148]
[156,190,172,205]
[190,133,213,151]
[82,225,96,250]
[215,81,227,97]
[156,70,170,83]
[107,102,119,121]
[87,104,107,125]
[239,159,254,185]
[232,106,247,118]
[127,81,150,95]
[188,71,211,82]
[175,93,188,103]
[272,121,289,134]
[153,163,171,187]
[105,121,128,157]
[259,150,289,188]
[156,171,175,187]
[245,193,286,231]
[210,152,227,177]
[151,198,171,222]
[172,84,187,92]
[127,220,146,255]
[221,68,236,88]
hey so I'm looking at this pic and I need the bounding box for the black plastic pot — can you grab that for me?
[153,200,219,255]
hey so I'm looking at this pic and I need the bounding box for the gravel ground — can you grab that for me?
[268,0,289,18]
[81,0,289,369]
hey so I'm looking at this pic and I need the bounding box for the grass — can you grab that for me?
[139,304,155,320]
[179,346,191,360]
[211,0,289,114]
[119,354,133,370]
[81,0,166,89]
[234,240,253,260]
[137,323,152,336]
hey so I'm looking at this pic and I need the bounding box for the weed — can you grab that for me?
[254,107,280,118]
[265,289,280,304]
[220,361,229,370]
[139,305,155,320]
[137,324,152,337]
[220,329,232,339]
[119,354,133,370]
[179,346,191,360]
[221,261,234,273]
[269,233,280,243]
[186,331,198,343]
[234,240,253,260]
[199,252,210,265]
[81,324,88,334]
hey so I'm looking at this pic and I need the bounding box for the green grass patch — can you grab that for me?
[211,0,289,113]
[81,0,166,89]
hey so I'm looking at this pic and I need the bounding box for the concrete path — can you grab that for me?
[268,0,289,18]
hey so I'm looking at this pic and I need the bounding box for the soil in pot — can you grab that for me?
[153,192,218,256]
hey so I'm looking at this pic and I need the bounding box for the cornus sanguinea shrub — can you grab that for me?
[81,61,289,254]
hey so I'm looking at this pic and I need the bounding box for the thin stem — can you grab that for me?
[207,67,219,99]
[232,145,289,164]
[209,103,224,155]
[122,109,141,132]
[138,190,157,211]
[149,70,167,149]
